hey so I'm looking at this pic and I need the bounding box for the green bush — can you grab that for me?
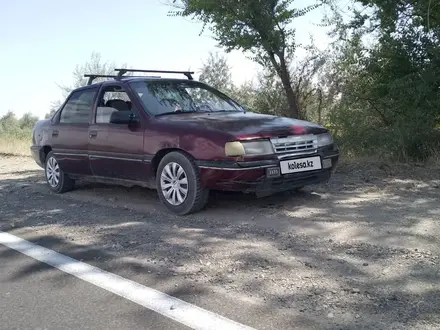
[0,111,37,150]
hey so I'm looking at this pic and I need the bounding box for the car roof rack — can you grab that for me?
[114,68,194,80]
[84,74,120,85]
[84,69,194,85]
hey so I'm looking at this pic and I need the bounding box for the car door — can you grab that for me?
[50,87,97,176]
[88,83,149,182]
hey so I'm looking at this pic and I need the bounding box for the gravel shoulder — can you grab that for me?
[1,156,439,329]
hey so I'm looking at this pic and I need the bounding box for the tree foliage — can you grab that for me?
[168,0,325,119]
[197,49,327,121]
[323,0,440,160]
[0,111,39,140]
[198,52,233,93]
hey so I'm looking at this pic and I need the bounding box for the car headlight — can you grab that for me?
[316,132,334,147]
[225,140,274,156]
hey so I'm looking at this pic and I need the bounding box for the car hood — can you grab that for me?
[156,111,328,138]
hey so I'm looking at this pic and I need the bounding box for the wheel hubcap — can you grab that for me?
[46,156,60,188]
[160,162,188,206]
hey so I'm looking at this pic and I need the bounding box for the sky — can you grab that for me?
[0,0,334,119]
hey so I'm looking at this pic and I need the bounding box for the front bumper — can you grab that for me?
[198,145,339,196]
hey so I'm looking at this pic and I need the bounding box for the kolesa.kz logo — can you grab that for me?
[288,160,315,170]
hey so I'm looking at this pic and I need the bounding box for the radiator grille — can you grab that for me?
[270,134,317,154]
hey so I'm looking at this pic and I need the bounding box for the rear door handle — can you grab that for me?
[89,131,98,138]
[52,130,59,137]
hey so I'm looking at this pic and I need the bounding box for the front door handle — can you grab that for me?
[52,130,59,137]
[89,131,98,138]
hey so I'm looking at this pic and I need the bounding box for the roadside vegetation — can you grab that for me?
[0,111,38,156]
[1,0,439,162]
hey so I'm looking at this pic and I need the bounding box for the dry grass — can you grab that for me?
[338,141,440,167]
[0,137,31,157]
[427,146,440,165]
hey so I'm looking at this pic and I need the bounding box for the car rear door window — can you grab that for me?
[60,89,97,124]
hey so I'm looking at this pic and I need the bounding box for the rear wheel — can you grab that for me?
[45,151,75,193]
[156,151,209,215]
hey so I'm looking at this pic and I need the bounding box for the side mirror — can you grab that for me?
[109,111,139,125]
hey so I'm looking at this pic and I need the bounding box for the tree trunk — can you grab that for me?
[278,56,300,119]
[317,88,323,125]
[265,50,300,119]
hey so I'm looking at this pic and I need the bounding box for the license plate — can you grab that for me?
[280,156,322,174]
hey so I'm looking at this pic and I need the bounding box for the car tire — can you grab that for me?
[44,151,75,193]
[156,151,209,215]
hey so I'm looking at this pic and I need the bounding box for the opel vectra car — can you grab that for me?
[31,69,339,215]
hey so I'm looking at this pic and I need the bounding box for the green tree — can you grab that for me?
[168,0,324,119]
[197,51,290,115]
[196,48,330,119]
[251,68,288,115]
[0,111,36,140]
[0,111,19,133]
[230,79,257,111]
[19,112,39,130]
[198,51,233,93]
[322,0,440,160]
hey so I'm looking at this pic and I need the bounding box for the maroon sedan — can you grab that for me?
[31,69,339,215]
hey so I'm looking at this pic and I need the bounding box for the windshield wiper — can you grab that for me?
[155,110,199,117]
[211,109,241,113]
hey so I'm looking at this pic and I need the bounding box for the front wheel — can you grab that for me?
[156,151,209,215]
[45,151,75,193]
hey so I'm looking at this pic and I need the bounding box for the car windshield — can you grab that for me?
[129,80,244,115]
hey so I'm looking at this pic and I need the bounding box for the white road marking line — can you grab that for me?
[0,231,255,330]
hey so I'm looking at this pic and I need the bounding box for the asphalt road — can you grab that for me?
[0,245,188,330]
